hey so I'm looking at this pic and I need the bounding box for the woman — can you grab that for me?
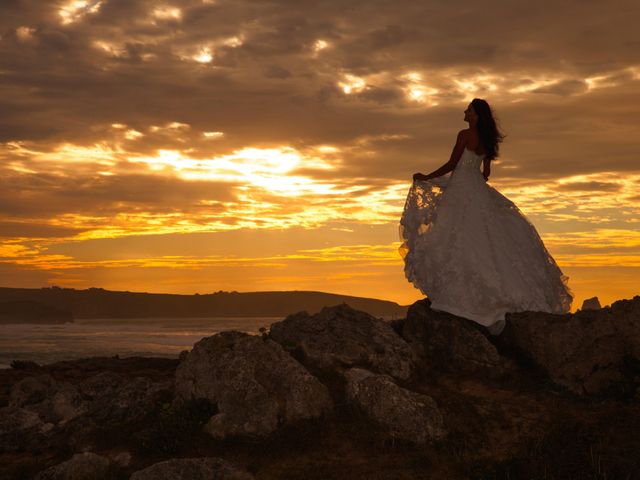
[399,98,573,335]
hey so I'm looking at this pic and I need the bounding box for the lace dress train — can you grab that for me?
[399,148,573,334]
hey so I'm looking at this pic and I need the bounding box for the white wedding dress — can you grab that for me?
[399,147,573,335]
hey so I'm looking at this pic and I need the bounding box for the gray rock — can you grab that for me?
[401,300,514,378]
[33,452,112,479]
[499,296,640,394]
[129,457,254,480]
[344,368,446,444]
[581,296,602,310]
[174,330,332,439]
[268,304,416,381]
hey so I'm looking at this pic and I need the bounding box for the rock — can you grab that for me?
[58,416,99,453]
[9,374,89,425]
[33,452,112,479]
[178,349,190,361]
[581,296,602,310]
[79,373,173,425]
[344,368,446,444]
[498,297,640,394]
[129,457,254,480]
[174,330,332,439]
[0,405,45,452]
[401,300,514,378]
[9,374,57,407]
[609,296,640,359]
[48,382,89,425]
[109,450,131,468]
[77,371,123,400]
[268,304,416,381]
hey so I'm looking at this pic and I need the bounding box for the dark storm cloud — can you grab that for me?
[1,0,638,147]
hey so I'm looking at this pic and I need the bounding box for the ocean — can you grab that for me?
[0,317,280,369]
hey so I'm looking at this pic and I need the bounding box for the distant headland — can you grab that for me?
[0,287,408,323]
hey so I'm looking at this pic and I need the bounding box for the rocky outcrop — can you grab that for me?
[581,296,602,310]
[498,296,640,395]
[0,405,48,453]
[0,370,172,454]
[78,372,173,424]
[344,368,446,444]
[129,457,254,480]
[400,300,515,378]
[2,296,639,480]
[268,304,416,381]
[33,452,112,479]
[174,330,332,439]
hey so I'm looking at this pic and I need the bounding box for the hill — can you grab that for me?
[0,287,407,321]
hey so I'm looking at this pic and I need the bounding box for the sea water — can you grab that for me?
[0,317,280,369]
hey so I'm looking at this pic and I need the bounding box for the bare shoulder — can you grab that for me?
[456,129,469,143]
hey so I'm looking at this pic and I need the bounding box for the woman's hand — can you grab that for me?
[413,172,429,182]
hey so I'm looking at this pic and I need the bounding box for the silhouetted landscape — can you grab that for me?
[0,287,407,323]
[1,296,639,479]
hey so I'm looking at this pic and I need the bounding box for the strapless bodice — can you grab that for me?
[450,147,485,183]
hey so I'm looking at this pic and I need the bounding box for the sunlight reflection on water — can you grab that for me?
[0,317,279,369]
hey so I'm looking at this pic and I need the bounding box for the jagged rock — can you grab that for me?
[174,330,332,439]
[401,300,514,378]
[581,296,602,310]
[344,368,446,444]
[178,349,190,361]
[268,304,416,381]
[33,452,112,479]
[129,457,254,479]
[499,296,640,394]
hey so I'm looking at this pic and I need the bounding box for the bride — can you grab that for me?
[399,98,573,335]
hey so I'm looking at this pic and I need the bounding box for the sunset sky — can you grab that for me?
[1,0,639,309]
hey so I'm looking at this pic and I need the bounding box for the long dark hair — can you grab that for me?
[471,98,505,161]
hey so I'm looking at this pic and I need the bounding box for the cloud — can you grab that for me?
[0,0,638,301]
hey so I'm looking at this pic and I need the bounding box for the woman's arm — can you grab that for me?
[413,130,467,181]
[482,158,491,181]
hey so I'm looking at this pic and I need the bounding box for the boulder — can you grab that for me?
[401,300,514,378]
[581,296,602,310]
[498,296,640,395]
[268,304,416,381]
[129,457,254,480]
[46,382,88,426]
[33,452,112,479]
[174,330,332,439]
[79,372,173,424]
[9,373,57,407]
[0,405,47,452]
[344,368,446,444]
